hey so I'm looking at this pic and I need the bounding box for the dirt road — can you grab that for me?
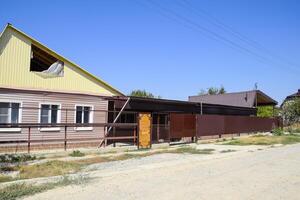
[24,144,300,200]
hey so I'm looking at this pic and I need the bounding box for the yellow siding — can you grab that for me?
[0,28,117,96]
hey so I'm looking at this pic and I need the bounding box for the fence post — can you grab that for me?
[133,126,136,146]
[64,126,67,151]
[28,127,31,154]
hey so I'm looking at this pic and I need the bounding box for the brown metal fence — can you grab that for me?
[169,114,196,138]
[169,113,282,139]
[197,115,282,136]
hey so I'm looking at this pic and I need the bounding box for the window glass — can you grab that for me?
[83,107,90,123]
[41,105,50,123]
[0,103,9,123]
[0,103,20,124]
[11,103,20,124]
[40,104,59,124]
[76,106,92,124]
[51,105,58,123]
[76,106,82,123]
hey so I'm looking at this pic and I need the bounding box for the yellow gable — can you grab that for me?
[0,25,123,96]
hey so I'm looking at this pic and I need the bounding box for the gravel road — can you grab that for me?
[24,144,300,200]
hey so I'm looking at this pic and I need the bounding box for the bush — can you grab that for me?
[69,150,85,157]
[272,128,284,136]
[0,154,36,163]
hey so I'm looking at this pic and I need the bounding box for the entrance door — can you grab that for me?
[138,113,151,148]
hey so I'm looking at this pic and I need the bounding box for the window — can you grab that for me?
[39,104,61,132]
[0,103,20,124]
[30,45,64,76]
[75,105,93,131]
[0,102,21,132]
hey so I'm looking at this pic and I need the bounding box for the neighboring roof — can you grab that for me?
[189,90,277,108]
[0,23,124,96]
[286,89,300,100]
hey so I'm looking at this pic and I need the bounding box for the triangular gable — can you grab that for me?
[0,24,124,96]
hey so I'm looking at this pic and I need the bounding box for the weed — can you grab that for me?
[18,160,81,179]
[223,135,300,146]
[0,154,37,163]
[69,150,85,157]
[272,128,284,136]
[0,176,89,200]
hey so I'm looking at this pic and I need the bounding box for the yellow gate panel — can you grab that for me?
[138,113,151,148]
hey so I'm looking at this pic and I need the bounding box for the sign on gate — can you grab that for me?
[138,113,151,148]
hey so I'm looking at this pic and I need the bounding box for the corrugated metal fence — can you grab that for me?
[170,113,282,139]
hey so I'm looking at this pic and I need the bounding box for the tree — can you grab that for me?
[198,86,226,95]
[281,99,300,125]
[129,89,161,98]
[257,106,278,117]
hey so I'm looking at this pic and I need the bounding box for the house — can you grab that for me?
[188,90,277,108]
[281,89,300,107]
[0,24,123,150]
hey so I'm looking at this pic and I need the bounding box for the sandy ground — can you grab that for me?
[24,144,300,200]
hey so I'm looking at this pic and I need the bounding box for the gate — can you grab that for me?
[138,113,152,148]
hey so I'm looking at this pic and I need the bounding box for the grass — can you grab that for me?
[222,135,300,146]
[0,145,216,183]
[0,174,13,183]
[0,154,38,163]
[0,176,88,200]
[69,150,85,157]
[167,147,215,154]
[18,160,81,179]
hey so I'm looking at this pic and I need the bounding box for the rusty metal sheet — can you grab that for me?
[138,113,151,148]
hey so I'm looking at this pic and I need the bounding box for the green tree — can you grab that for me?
[281,99,300,125]
[198,86,226,95]
[129,89,161,98]
[257,106,277,117]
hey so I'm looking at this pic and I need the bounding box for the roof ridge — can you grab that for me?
[190,90,256,97]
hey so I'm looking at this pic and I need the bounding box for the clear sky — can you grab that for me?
[1,0,299,103]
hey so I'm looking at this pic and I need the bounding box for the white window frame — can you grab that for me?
[0,100,22,133]
[74,104,94,131]
[38,102,61,132]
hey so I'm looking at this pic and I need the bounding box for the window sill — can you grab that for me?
[0,128,21,132]
[39,127,61,132]
[74,127,93,131]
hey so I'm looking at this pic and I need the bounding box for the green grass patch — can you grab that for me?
[69,150,85,157]
[0,176,88,200]
[223,135,300,146]
[18,160,81,179]
[0,154,38,163]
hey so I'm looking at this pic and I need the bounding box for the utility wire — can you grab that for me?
[177,0,300,70]
[134,0,299,74]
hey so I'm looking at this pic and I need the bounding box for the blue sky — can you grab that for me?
[1,0,299,103]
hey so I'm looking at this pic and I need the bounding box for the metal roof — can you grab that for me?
[189,90,277,108]
[108,96,257,116]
